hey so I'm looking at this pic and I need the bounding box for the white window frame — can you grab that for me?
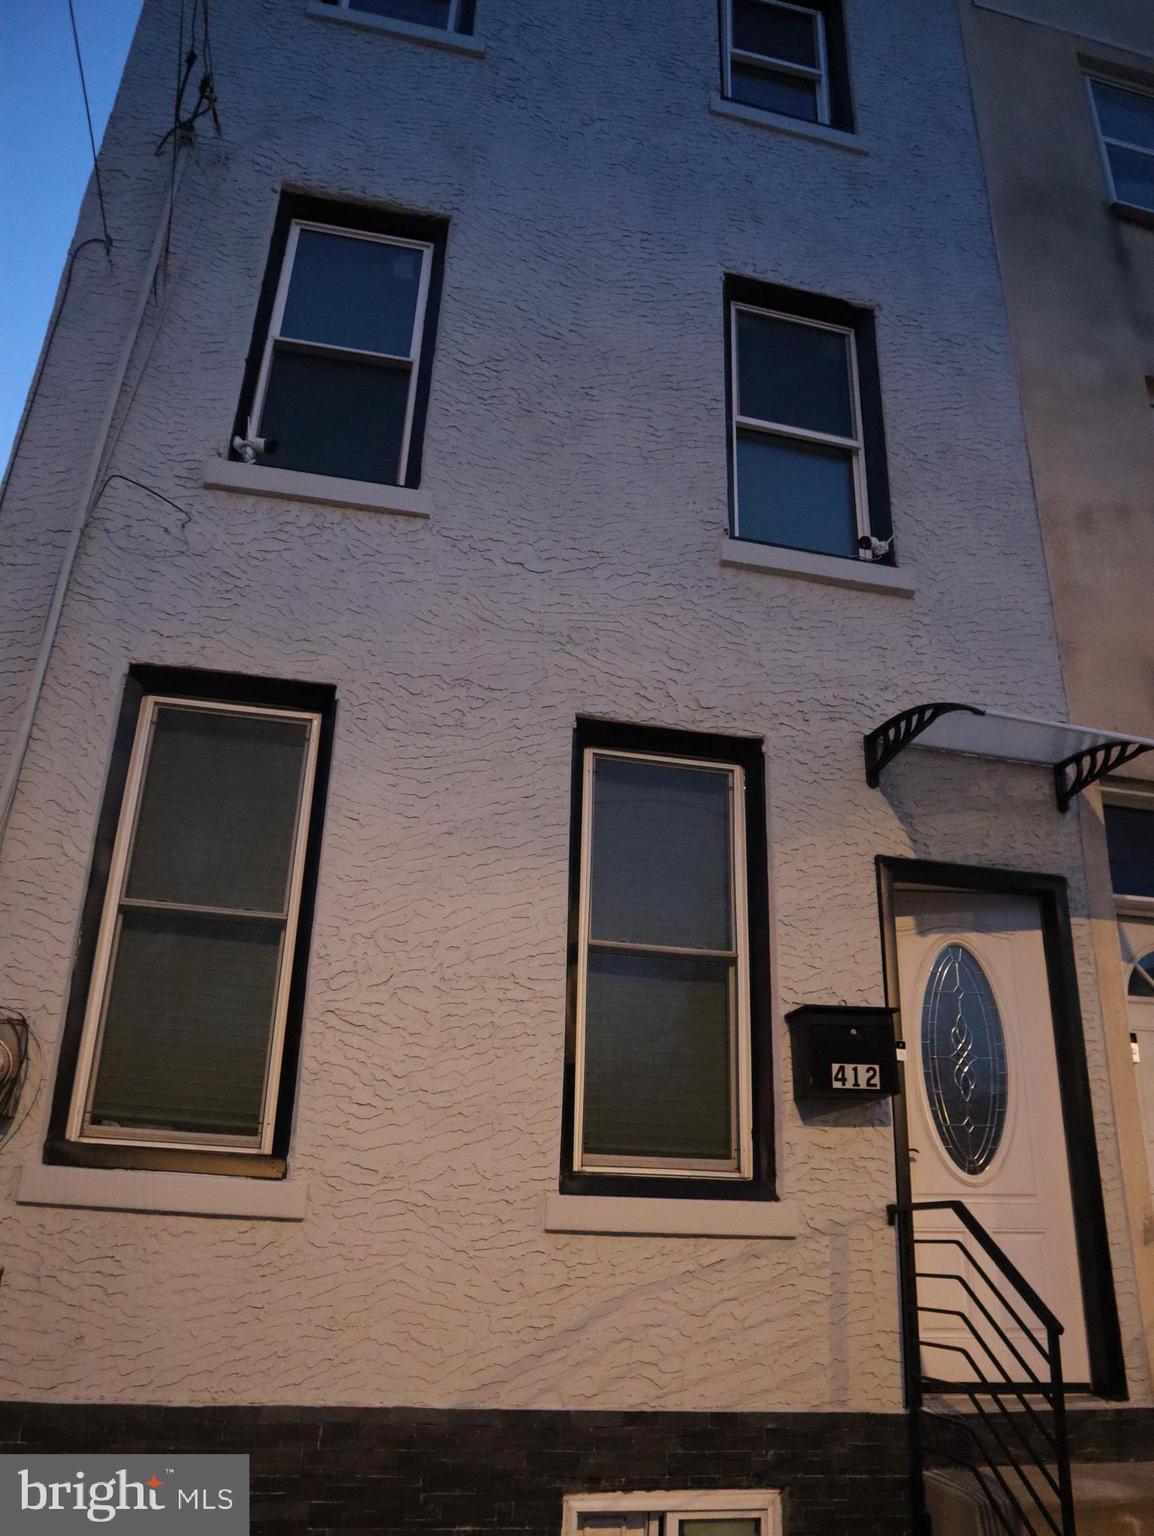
[729,300,870,556]
[572,747,753,1180]
[65,696,323,1155]
[324,0,464,30]
[563,1490,782,1536]
[722,0,830,125]
[1086,74,1154,213]
[248,220,434,487]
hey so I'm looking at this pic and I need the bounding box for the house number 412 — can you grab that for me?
[831,1063,881,1089]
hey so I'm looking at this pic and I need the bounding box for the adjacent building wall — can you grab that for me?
[956,0,1154,1383]
[0,0,1147,1415]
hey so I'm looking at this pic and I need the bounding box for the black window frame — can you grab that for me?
[43,665,336,1181]
[724,274,893,564]
[559,717,776,1202]
[718,0,855,134]
[231,193,448,490]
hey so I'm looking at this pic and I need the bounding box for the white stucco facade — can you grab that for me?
[0,0,1148,1415]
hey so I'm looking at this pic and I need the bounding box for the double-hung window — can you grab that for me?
[317,0,477,34]
[236,197,446,488]
[1087,76,1154,216]
[727,280,891,562]
[47,667,334,1178]
[562,720,771,1197]
[720,0,852,131]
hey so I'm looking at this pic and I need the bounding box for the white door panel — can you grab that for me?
[1117,916,1154,1192]
[896,891,1090,1384]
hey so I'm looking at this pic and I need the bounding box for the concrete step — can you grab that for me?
[925,1462,1154,1534]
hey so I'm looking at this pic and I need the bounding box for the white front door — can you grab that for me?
[895,889,1090,1385]
[1117,916,1154,1193]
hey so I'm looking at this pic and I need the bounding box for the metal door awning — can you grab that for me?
[864,702,1154,812]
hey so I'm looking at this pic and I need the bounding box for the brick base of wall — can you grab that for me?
[3,1403,1149,1534]
[0,1405,913,1535]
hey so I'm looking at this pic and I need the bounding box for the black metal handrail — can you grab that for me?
[889,1199,1076,1536]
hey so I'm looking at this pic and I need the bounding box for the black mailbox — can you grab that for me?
[786,1005,899,1102]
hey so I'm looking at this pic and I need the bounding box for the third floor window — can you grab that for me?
[234,196,447,487]
[726,279,891,563]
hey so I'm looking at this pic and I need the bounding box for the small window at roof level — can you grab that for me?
[1088,76,1154,215]
[234,200,447,489]
[727,283,891,562]
[1105,802,1154,898]
[315,0,477,34]
[719,0,853,132]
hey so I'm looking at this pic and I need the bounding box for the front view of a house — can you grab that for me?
[1,1,1153,1532]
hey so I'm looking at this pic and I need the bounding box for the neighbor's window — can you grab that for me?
[563,721,771,1192]
[236,198,446,487]
[728,282,889,560]
[48,669,333,1176]
[719,0,852,130]
[317,0,477,32]
[564,1492,781,1536]
[1105,801,1154,899]
[1088,77,1154,215]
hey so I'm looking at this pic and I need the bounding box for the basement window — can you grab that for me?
[234,196,447,488]
[563,1492,782,1536]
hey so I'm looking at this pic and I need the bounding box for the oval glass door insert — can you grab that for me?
[921,943,1008,1175]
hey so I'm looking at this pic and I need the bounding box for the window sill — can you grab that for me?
[304,2,486,57]
[203,458,431,518]
[16,1163,309,1221]
[708,93,867,156]
[720,534,916,596]
[544,1193,800,1239]
[1110,199,1154,231]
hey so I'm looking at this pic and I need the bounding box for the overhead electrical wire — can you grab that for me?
[0,0,222,838]
[66,0,113,250]
[156,0,221,275]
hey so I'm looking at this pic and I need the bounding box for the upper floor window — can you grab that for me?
[1088,76,1154,216]
[719,0,852,131]
[726,278,891,562]
[561,719,772,1199]
[234,196,447,487]
[316,0,476,34]
[45,667,334,1179]
[1105,799,1154,899]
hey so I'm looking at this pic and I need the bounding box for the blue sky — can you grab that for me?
[2,0,143,476]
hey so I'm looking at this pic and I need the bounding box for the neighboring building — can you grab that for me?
[957,0,1154,1423]
[0,2,1151,1533]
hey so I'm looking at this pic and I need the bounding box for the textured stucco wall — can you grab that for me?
[0,0,1147,1411]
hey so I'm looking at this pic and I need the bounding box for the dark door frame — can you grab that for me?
[876,856,1127,1401]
